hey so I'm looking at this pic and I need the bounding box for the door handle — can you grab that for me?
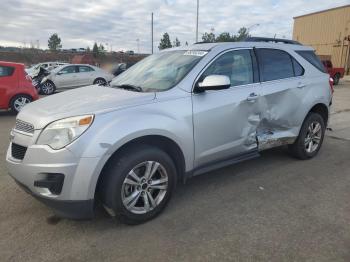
[297,82,306,89]
[247,93,259,102]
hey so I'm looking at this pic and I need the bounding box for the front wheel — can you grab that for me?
[288,112,325,160]
[100,145,177,225]
[40,81,56,95]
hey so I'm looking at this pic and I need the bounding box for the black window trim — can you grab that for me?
[296,50,326,73]
[255,48,305,83]
[192,47,257,92]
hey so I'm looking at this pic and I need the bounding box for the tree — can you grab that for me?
[86,46,91,52]
[173,37,181,47]
[216,32,234,42]
[48,33,62,51]
[98,43,105,52]
[234,27,250,41]
[92,42,99,57]
[201,32,216,43]
[158,33,172,50]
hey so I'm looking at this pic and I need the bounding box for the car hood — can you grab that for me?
[17,85,156,129]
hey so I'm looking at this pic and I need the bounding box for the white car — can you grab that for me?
[26,62,68,76]
[40,64,115,95]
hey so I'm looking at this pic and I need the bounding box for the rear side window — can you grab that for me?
[59,66,77,74]
[296,51,326,73]
[0,66,15,77]
[79,66,94,72]
[256,49,294,81]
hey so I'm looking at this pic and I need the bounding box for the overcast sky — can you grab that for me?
[0,0,349,53]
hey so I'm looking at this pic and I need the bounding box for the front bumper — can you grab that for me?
[14,178,94,219]
[6,130,103,219]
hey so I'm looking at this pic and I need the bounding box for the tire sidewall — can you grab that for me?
[298,113,325,158]
[103,145,177,224]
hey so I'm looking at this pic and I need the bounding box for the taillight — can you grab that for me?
[329,77,334,94]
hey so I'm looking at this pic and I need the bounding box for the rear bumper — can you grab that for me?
[14,178,94,219]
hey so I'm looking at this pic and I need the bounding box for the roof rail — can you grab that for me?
[244,37,302,45]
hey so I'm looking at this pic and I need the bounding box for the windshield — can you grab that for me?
[110,50,207,92]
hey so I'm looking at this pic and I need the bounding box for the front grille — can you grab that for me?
[11,143,27,160]
[15,119,34,134]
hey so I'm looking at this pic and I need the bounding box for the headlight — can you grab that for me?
[37,115,94,149]
[40,77,48,84]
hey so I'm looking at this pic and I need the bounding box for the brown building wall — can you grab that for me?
[293,5,350,73]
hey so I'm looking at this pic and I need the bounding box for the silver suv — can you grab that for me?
[6,41,333,224]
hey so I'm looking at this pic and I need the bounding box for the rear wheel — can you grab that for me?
[100,145,177,225]
[10,95,32,113]
[41,81,56,95]
[288,112,325,160]
[333,73,340,85]
[93,78,107,86]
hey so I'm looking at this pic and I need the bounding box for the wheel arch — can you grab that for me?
[95,135,186,198]
[308,103,329,126]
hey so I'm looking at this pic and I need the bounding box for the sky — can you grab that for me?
[0,0,349,53]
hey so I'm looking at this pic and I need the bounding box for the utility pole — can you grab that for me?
[196,0,199,42]
[151,12,154,54]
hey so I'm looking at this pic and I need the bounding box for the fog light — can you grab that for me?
[34,173,65,195]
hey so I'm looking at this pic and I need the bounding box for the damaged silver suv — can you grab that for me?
[6,39,333,224]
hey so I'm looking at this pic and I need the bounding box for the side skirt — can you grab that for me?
[185,149,260,181]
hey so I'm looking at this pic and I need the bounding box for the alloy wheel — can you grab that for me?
[41,82,54,95]
[304,121,322,153]
[13,97,30,112]
[121,161,168,214]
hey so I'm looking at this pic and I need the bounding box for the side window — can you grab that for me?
[59,66,77,74]
[201,49,254,87]
[292,58,304,76]
[296,50,326,73]
[79,66,94,72]
[0,66,15,77]
[256,49,294,81]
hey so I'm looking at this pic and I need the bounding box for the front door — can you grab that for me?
[55,65,79,88]
[192,49,262,168]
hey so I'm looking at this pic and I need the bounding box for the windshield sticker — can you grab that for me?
[184,50,208,57]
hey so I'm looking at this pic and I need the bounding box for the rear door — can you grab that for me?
[55,65,79,89]
[192,49,262,168]
[77,65,95,86]
[255,48,306,149]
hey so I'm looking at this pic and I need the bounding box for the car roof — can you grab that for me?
[0,61,24,67]
[165,42,314,52]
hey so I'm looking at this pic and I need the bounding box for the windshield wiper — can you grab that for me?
[113,84,143,92]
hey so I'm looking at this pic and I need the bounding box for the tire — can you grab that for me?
[288,112,325,160]
[40,81,56,95]
[333,73,340,85]
[93,78,107,86]
[10,94,32,114]
[100,145,177,225]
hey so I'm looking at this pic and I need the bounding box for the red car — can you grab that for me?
[322,60,345,85]
[0,61,39,113]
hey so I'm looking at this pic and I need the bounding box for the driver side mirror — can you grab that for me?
[195,75,231,93]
